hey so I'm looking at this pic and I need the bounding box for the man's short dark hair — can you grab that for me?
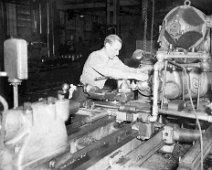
[104,34,122,46]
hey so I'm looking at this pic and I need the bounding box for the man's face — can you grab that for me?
[106,40,122,59]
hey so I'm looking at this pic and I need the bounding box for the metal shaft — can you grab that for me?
[159,109,212,123]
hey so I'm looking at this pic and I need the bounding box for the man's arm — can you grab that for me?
[91,56,137,78]
[92,64,149,81]
[112,57,138,73]
[90,54,149,81]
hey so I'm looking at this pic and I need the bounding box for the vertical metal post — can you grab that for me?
[0,1,6,95]
[106,0,110,26]
[47,0,50,57]
[210,28,212,54]
[150,0,155,54]
[115,0,119,34]
[196,73,202,110]
[151,66,159,120]
[113,0,117,26]
[51,0,55,56]
[160,60,168,109]
[39,1,42,34]
[142,0,148,51]
[106,0,119,34]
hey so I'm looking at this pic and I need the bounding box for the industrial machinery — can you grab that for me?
[1,1,212,170]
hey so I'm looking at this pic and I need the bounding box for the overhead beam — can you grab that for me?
[58,2,104,10]
[57,0,140,10]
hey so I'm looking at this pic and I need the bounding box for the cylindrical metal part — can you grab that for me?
[174,127,200,142]
[13,84,18,108]
[150,61,162,122]
[119,105,138,112]
[157,51,209,60]
[4,38,28,80]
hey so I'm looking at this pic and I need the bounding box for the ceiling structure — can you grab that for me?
[4,0,212,16]
[56,0,141,17]
[59,0,140,10]
[57,0,212,16]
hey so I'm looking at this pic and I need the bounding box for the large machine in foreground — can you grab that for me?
[1,1,212,170]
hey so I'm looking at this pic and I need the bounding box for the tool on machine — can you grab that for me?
[4,38,28,108]
[88,101,150,112]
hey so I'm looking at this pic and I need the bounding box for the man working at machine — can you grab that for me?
[80,34,151,95]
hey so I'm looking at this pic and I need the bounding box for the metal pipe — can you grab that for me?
[168,60,186,69]
[168,60,201,70]
[174,127,200,142]
[157,51,209,60]
[161,60,168,109]
[180,63,201,68]
[196,73,202,109]
[182,69,185,101]
[151,69,158,119]
[159,109,212,123]
[149,61,163,122]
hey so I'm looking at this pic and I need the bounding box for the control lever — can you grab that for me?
[92,102,149,113]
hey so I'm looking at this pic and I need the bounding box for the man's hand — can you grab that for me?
[134,72,149,81]
[137,65,153,73]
